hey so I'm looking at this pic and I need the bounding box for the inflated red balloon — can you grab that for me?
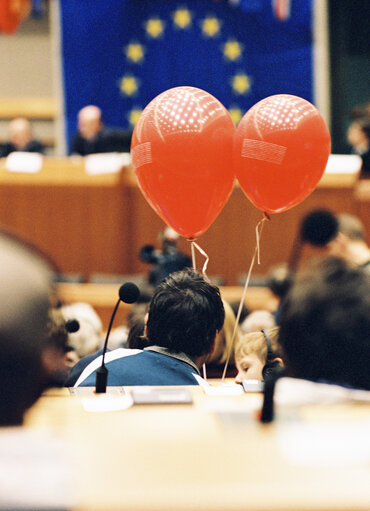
[131,86,235,239]
[233,94,331,214]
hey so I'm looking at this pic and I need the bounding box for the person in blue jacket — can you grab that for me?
[74,268,225,387]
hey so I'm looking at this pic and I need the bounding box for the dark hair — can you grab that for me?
[300,209,339,246]
[126,317,148,350]
[279,257,370,390]
[146,268,225,357]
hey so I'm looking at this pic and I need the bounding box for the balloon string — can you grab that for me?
[190,240,209,279]
[189,239,210,382]
[220,213,270,384]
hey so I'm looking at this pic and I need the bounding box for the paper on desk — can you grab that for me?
[84,152,131,175]
[193,373,244,396]
[0,428,73,508]
[81,394,133,412]
[277,420,370,467]
[275,377,370,407]
[5,151,43,173]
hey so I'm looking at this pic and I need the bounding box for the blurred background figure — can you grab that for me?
[139,227,191,287]
[299,209,370,273]
[347,116,370,176]
[0,117,45,157]
[71,105,132,156]
[60,301,103,358]
[240,309,276,336]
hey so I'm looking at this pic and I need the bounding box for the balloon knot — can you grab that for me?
[263,212,271,221]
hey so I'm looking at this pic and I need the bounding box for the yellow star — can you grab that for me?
[231,73,251,95]
[228,106,243,125]
[223,40,243,61]
[120,75,139,96]
[145,18,165,38]
[173,8,192,29]
[201,16,221,38]
[125,43,145,63]
[128,108,143,127]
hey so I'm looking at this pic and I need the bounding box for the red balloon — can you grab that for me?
[233,94,331,214]
[131,86,235,239]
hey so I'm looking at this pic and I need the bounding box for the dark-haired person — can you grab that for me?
[300,210,370,273]
[73,268,225,387]
[0,232,54,426]
[278,257,370,391]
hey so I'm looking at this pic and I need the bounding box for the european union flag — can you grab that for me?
[60,0,313,151]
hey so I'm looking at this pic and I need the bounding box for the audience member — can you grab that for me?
[266,263,293,323]
[71,105,132,155]
[60,302,103,357]
[278,257,370,390]
[0,232,54,426]
[235,326,283,382]
[347,116,370,175]
[74,268,225,387]
[300,210,370,273]
[0,117,45,157]
[207,300,240,367]
[240,309,276,335]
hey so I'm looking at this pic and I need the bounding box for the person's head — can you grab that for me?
[347,117,370,151]
[240,309,276,335]
[327,214,369,265]
[279,257,370,390]
[235,326,282,382]
[43,308,73,387]
[9,117,33,149]
[60,302,102,357]
[78,105,103,140]
[0,232,54,426]
[146,268,225,362]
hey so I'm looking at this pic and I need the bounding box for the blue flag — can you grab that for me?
[60,0,313,151]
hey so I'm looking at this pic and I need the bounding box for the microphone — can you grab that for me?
[95,282,140,393]
[65,318,80,333]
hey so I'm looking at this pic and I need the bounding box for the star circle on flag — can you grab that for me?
[231,73,251,95]
[145,18,165,38]
[125,43,145,63]
[201,16,221,38]
[223,40,243,61]
[228,106,243,125]
[120,75,139,96]
[128,108,143,126]
[173,8,192,29]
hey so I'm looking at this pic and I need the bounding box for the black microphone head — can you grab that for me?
[119,282,140,304]
[300,209,339,246]
[65,318,80,333]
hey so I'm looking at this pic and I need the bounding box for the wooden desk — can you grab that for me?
[0,157,368,284]
[23,386,370,511]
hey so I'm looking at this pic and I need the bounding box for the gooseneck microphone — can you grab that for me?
[95,282,140,393]
[65,318,80,333]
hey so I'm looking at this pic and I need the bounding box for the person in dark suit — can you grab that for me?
[71,105,132,155]
[0,117,45,157]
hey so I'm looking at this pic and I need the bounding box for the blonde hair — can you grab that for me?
[209,300,240,365]
[235,326,280,365]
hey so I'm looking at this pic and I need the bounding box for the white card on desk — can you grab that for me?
[84,152,131,175]
[5,151,43,173]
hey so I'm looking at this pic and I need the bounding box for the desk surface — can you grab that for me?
[23,385,370,511]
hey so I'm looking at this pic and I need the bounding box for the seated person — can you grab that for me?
[0,117,45,157]
[0,231,54,426]
[235,326,283,382]
[301,210,370,273]
[73,268,225,387]
[347,116,370,175]
[278,257,370,391]
[71,105,132,155]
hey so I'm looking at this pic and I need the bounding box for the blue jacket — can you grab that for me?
[75,347,200,387]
